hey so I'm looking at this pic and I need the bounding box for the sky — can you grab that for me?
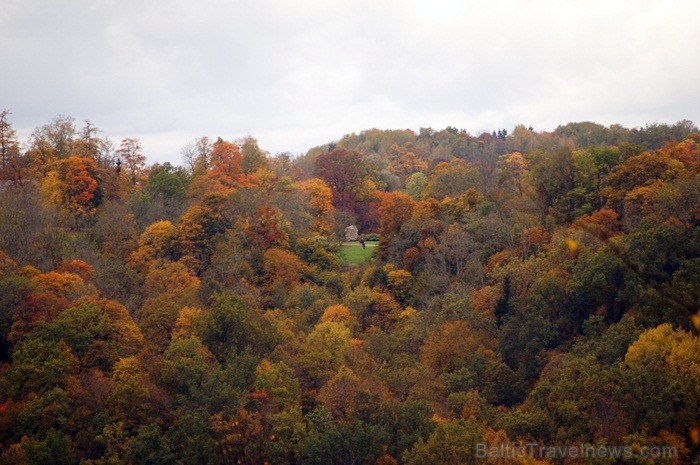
[2,0,699,164]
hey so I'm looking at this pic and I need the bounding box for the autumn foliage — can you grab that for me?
[0,114,699,464]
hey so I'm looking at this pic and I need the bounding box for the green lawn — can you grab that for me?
[339,241,378,265]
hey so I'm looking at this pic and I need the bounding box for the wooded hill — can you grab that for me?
[0,112,699,464]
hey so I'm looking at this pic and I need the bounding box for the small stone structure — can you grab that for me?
[345,225,358,241]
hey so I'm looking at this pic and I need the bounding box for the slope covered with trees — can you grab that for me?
[0,113,698,464]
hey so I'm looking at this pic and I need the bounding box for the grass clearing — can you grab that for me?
[339,241,378,265]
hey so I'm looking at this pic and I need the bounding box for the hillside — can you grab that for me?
[0,113,699,464]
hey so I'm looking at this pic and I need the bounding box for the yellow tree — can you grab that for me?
[300,321,351,385]
[263,248,306,288]
[623,324,700,438]
[138,261,201,350]
[128,220,178,272]
[298,178,335,236]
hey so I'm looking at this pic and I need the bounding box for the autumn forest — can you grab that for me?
[0,112,698,464]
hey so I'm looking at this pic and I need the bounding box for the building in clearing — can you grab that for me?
[345,225,358,241]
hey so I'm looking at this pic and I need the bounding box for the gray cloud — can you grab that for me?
[2,0,699,163]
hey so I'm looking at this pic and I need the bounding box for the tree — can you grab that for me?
[117,137,146,185]
[569,146,620,214]
[29,115,76,160]
[388,144,428,180]
[108,356,160,430]
[555,121,627,147]
[181,136,212,175]
[0,185,61,266]
[300,321,351,384]
[164,411,218,465]
[197,293,279,362]
[253,359,301,412]
[205,231,255,291]
[0,430,75,465]
[496,151,527,197]
[142,261,200,301]
[623,324,700,438]
[246,205,290,251]
[318,366,362,418]
[601,149,684,210]
[48,156,103,218]
[402,419,485,465]
[145,162,188,202]
[344,285,402,331]
[74,120,112,166]
[1,338,77,398]
[298,178,335,236]
[387,269,412,304]
[423,159,481,200]
[314,148,367,211]
[0,263,30,361]
[128,220,178,272]
[206,138,244,190]
[263,248,305,287]
[377,191,415,259]
[240,136,269,174]
[160,336,216,403]
[36,299,143,370]
[176,201,229,272]
[630,120,698,149]
[406,172,427,200]
[320,304,355,326]
[14,270,93,334]
[91,200,139,258]
[301,415,388,465]
[127,423,175,465]
[0,110,23,184]
[420,320,494,376]
[295,236,339,271]
[525,353,624,443]
[211,408,271,465]
[138,262,201,350]
[523,148,576,224]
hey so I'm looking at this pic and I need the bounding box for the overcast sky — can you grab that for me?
[2,0,699,164]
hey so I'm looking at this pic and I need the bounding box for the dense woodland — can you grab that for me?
[0,111,699,464]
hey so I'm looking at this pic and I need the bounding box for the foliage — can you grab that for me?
[0,115,698,463]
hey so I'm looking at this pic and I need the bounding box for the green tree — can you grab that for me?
[402,418,485,465]
[423,159,481,200]
[240,136,270,174]
[108,356,159,431]
[406,172,427,200]
[0,429,75,465]
[301,414,388,465]
[1,338,77,398]
[160,336,216,404]
[197,293,278,362]
[253,359,301,412]
[35,299,143,370]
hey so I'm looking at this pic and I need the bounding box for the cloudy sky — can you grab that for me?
[2,0,699,164]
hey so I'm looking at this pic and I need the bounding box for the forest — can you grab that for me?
[0,111,698,464]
